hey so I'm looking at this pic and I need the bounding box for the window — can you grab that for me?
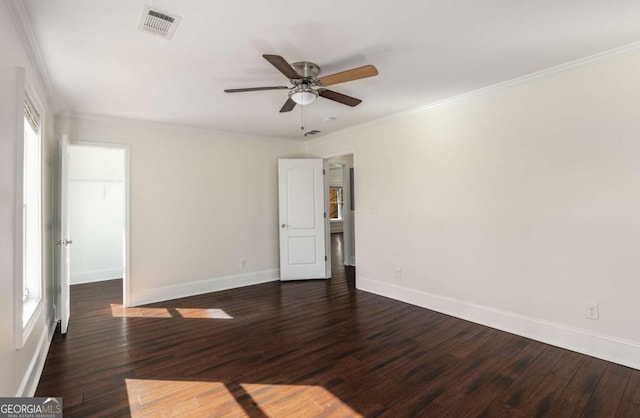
[329,187,343,220]
[21,92,42,329]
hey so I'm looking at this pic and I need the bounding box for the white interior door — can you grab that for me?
[278,159,329,280]
[58,135,71,334]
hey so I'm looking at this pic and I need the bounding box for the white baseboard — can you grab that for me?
[16,321,55,397]
[131,268,280,306]
[357,276,640,370]
[71,268,123,284]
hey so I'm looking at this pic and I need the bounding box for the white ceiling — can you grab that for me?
[23,0,640,140]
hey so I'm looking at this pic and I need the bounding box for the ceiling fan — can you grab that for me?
[224,54,378,112]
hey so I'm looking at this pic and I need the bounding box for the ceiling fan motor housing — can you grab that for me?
[291,61,321,82]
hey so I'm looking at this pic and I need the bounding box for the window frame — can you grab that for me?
[14,71,45,349]
[329,186,344,221]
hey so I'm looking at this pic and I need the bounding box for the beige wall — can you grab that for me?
[307,50,640,367]
[57,115,305,305]
[0,3,57,396]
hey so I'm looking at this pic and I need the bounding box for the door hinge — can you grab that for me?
[324,212,326,218]
[325,255,328,261]
[323,169,326,175]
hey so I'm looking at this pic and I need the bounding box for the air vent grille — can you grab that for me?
[138,5,181,39]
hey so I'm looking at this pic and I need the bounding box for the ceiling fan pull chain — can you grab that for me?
[300,103,305,131]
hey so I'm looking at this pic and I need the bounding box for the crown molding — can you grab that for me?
[57,112,302,144]
[306,39,640,146]
[4,0,59,113]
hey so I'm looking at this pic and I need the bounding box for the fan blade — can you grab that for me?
[319,90,362,107]
[318,65,378,86]
[224,86,289,93]
[263,54,302,80]
[279,98,296,113]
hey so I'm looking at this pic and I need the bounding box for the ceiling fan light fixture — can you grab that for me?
[289,88,318,105]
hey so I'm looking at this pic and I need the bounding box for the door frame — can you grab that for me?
[322,150,356,267]
[60,140,132,309]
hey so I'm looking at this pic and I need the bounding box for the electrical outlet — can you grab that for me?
[586,304,599,320]
[240,259,247,268]
[394,267,402,279]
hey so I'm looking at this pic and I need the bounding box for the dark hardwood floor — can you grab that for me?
[37,233,639,417]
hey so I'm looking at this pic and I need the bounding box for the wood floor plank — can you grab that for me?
[478,401,526,418]
[560,357,609,406]
[433,353,509,410]
[448,374,515,417]
[583,364,630,417]
[547,398,584,418]
[515,373,569,417]
[498,339,546,380]
[497,346,565,409]
[622,370,640,405]
[34,233,636,417]
[616,401,640,418]
[551,350,586,380]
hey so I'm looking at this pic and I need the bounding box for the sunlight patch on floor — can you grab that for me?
[125,379,245,417]
[241,383,361,417]
[176,308,233,319]
[110,305,234,319]
[125,378,361,417]
[110,304,171,318]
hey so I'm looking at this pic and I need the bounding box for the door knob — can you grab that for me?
[281,224,287,228]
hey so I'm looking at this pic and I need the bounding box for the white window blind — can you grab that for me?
[24,93,40,132]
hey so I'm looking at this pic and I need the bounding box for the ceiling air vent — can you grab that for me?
[138,5,182,39]
[304,130,321,137]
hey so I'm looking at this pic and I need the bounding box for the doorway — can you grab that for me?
[325,153,355,270]
[59,141,131,332]
[68,145,125,283]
